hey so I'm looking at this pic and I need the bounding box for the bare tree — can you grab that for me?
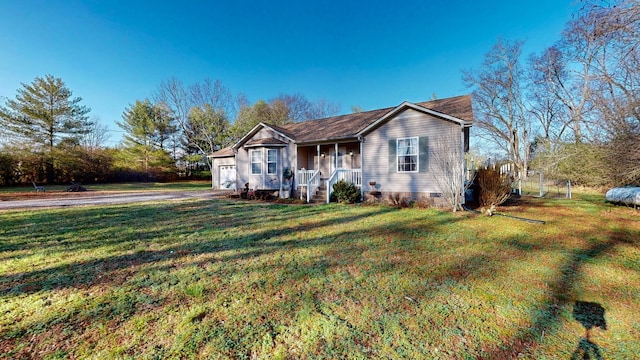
[463,38,532,179]
[466,1,639,187]
[155,77,233,185]
[585,1,640,137]
[528,47,575,142]
[190,78,235,119]
[580,0,640,184]
[532,41,596,142]
[273,93,312,122]
[272,93,340,122]
[79,116,111,153]
[534,0,639,143]
[431,134,470,212]
[155,78,191,137]
[310,97,340,119]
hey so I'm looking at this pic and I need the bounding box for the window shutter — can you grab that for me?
[388,139,396,173]
[419,136,429,172]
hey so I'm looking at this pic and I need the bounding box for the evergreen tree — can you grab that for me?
[117,99,176,173]
[0,75,91,182]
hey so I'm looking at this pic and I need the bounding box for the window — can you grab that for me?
[397,137,418,172]
[267,149,277,175]
[250,149,262,174]
[388,137,428,173]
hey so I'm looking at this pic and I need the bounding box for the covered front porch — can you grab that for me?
[295,142,362,203]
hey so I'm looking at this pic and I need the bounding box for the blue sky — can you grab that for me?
[1,1,575,146]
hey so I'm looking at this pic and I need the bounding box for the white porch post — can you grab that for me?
[334,143,338,170]
[279,148,282,197]
[461,124,466,206]
[359,137,364,198]
[316,145,320,173]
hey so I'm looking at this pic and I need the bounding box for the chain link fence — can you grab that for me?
[518,170,572,198]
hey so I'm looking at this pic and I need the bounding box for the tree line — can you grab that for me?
[465,0,639,187]
[0,76,339,186]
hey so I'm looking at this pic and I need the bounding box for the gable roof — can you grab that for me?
[357,98,473,137]
[415,95,474,122]
[233,95,473,147]
[233,122,296,150]
[209,146,234,158]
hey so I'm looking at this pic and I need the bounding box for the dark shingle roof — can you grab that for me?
[277,107,391,143]
[210,146,234,158]
[265,124,297,140]
[415,95,474,122]
[275,95,472,143]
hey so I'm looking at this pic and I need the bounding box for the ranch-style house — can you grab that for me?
[210,94,473,203]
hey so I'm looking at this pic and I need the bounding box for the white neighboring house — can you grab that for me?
[210,95,473,203]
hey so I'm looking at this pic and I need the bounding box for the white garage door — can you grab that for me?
[219,165,236,190]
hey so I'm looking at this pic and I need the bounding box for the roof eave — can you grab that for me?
[209,153,235,158]
[244,143,288,148]
[294,135,360,146]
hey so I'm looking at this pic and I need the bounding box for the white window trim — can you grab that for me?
[267,149,277,175]
[250,149,262,175]
[397,137,419,173]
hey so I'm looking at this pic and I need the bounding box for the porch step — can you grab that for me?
[310,183,327,203]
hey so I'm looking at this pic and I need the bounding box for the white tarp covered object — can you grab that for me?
[605,187,640,207]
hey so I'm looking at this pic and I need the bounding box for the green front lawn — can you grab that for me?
[1,195,638,359]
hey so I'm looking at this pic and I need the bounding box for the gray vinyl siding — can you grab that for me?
[362,108,462,195]
[237,128,296,190]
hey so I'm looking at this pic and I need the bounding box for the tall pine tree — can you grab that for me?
[0,75,91,182]
[117,99,176,173]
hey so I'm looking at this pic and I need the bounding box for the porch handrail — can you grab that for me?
[297,169,316,185]
[306,170,321,203]
[326,169,362,203]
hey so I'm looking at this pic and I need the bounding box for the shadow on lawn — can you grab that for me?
[6,197,635,358]
[0,200,329,262]
[1,202,470,357]
[571,301,607,360]
[479,228,636,359]
[129,208,468,301]
[0,202,401,297]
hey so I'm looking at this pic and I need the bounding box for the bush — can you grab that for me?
[476,168,513,213]
[411,195,435,209]
[0,151,19,185]
[387,193,410,208]
[331,180,361,204]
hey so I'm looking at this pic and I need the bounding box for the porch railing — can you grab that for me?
[326,169,362,203]
[298,169,321,203]
[297,169,316,185]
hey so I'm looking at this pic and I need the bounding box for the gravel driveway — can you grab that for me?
[0,190,232,210]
